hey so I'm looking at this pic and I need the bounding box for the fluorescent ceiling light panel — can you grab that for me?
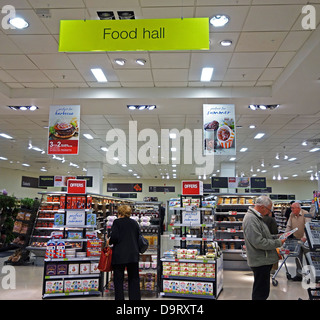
[0,157,8,160]
[83,133,94,139]
[0,133,13,139]
[240,148,248,152]
[310,147,320,152]
[91,68,107,82]
[254,133,265,139]
[201,67,214,82]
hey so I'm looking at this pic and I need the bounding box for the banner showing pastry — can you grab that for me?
[48,105,80,155]
[203,104,236,156]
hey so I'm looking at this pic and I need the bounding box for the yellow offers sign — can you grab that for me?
[59,18,209,52]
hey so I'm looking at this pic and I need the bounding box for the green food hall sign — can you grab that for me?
[59,18,209,52]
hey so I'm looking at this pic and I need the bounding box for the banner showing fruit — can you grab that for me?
[48,105,80,155]
[203,104,236,156]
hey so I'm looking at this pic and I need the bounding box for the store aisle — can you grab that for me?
[0,235,309,300]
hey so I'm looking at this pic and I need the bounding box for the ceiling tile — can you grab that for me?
[28,54,75,70]
[150,52,190,69]
[0,55,37,69]
[224,68,264,81]
[8,35,59,54]
[6,70,51,82]
[268,51,296,68]
[235,32,287,52]
[243,5,301,31]
[259,68,284,81]
[43,70,85,82]
[152,69,188,82]
[229,52,274,68]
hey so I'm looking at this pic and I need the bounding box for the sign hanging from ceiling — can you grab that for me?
[203,104,236,156]
[59,18,209,52]
[48,105,80,155]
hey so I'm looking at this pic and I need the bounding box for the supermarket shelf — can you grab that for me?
[45,274,100,280]
[170,236,214,241]
[43,291,101,299]
[162,275,215,282]
[160,292,216,299]
[45,257,100,262]
[161,258,216,264]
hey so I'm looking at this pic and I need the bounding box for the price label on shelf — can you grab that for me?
[229,211,237,215]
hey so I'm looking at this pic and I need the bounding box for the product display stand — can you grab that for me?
[304,221,320,300]
[41,192,103,299]
[215,193,257,270]
[160,195,223,299]
[27,192,132,266]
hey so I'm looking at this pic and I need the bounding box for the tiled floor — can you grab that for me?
[0,235,310,300]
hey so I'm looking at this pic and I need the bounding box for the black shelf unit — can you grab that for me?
[161,195,223,299]
[214,193,257,270]
[104,201,161,297]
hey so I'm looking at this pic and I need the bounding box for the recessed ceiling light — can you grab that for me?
[229,157,236,161]
[100,147,108,152]
[249,104,257,110]
[288,157,297,161]
[254,133,265,139]
[0,157,8,160]
[259,105,267,110]
[302,141,307,146]
[117,11,135,20]
[0,133,13,139]
[292,174,298,177]
[83,133,94,140]
[273,165,280,168]
[114,58,126,66]
[220,40,232,47]
[97,11,115,20]
[136,59,146,66]
[210,15,230,27]
[22,163,30,167]
[249,125,256,129]
[240,147,248,152]
[201,67,214,82]
[91,68,107,82]
[9,17,29,29]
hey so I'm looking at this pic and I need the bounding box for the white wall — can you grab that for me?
[0,167,318,202]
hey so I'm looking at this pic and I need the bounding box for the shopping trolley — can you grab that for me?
[272,239,302,287]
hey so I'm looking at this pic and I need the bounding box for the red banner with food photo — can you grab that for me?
[203,104,236,156]
[48,105,80,155]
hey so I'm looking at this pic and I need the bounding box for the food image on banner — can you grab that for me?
[48,105,80,155]
[203,104,236,156]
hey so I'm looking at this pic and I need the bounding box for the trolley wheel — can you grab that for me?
[286,273,292,280]
[272,279,278,286]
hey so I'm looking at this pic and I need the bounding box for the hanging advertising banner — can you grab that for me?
[203,104,236,156]
[48,105,80,155]
[59,18,209,52]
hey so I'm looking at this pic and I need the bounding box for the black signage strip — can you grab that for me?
[149,186,175,193]
[38,176,55,187]
[107,183,143,193]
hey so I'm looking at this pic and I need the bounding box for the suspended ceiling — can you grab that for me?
[0,0,320,183]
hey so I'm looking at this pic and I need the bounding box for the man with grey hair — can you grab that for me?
[285,201,311,281]
[243,195,285,300]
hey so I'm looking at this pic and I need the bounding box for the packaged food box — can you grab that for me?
[68,264,79,275]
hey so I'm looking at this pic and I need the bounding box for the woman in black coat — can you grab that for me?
[109,205,141,300]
